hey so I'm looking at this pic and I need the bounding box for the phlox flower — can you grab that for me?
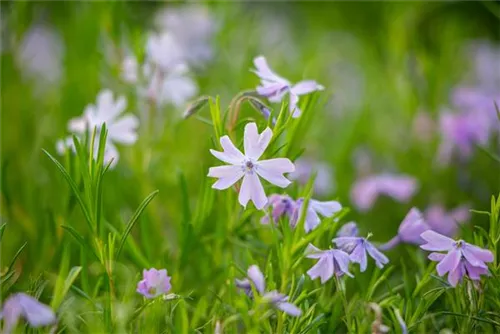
[336,222,359,238]
[350,174,418,212]
[288,158,334,196]
[235,265,301,317]
[252,56,324,118]
[0,293,56,334]
[260,194,296,225]
[379,208,431,250]
[154,5,216,67]
[208,122,295,210]
[137,268,172,299]
[57,89,138,167]
[425,204,470,238]
[292,198,342,232]
[420,230,493,287]
[305,243,352,283]
[333,235,389,272]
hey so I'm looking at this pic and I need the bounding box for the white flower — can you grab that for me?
[252,56,324,118]
[17,24,63,86]
[208,123,295,210]
[57,89,138,167]
[154,5,216,66]
[146,32,184,71]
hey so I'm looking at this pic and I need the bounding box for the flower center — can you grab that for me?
[455,240,464,248]
[243,159,256,174]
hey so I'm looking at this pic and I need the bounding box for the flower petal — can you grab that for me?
[436,249,461,276]
[305,243,324,259]
[244,123,272,160]
[428,252,446,261]
[247,265,265,294]
[310,200,342,218]
[208,165,244,190]
[276,302,302,317]
[256,158,294,188]
[463,244,494,263]
[17,293,56,327]
[210,136,245,165]
[238,173,267,210]
[291,80,324,96]
[365,242,389,268]
[350,243,367,272]
[252,56,289,84]
[420,230,455,251]
[108,114,139,144]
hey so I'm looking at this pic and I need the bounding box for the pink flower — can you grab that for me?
[208,123,295,210]
[350,174,418,211]
[137,268,172,299]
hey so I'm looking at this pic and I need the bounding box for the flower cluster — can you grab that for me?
[261,194,342,233]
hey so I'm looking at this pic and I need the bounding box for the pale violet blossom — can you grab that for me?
[154,5,216,67]
[292,198,342,232]
[208,123,295,210]
[121,33,198,109]
[136,268,172,299]
[305,243,352,283]
[289,158,334,196]
[235,265,301,317]
[333,235,389,272]
[57,89,138,167]
[16,24,64,87]
[0,293,56,333]
[252,56,324,118]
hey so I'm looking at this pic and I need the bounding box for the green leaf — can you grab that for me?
[42,149,94,232]
[0,223,7,241]
[52,266,82,310]
[116,190,159,259]
[6,242,27,273]
[61,225,99,260]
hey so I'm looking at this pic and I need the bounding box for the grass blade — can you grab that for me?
[116,190,159,259]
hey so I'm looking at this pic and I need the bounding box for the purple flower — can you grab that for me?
[292,198,342,232]
[252,56,324,118]
[208,123,295,210]
[379,208,431,250]
[437,110,491,165]
[420,230,494,287]
[288,158,334,196]
[305,244,352,283]
[425,204,470,237]
[137,268,172,298]
[261,194,297,225]
[336,222,359,237]
[333,236,389,272]
[0,293,56,333]
[235,265,301,317]
[350,174,418,212]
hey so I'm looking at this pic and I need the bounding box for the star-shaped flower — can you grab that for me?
[305,244,352,283]
[208,122,295,210]
[420,230,493,287]
[252,56,324,118]
[333,235,389,272]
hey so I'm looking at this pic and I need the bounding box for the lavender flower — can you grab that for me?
[137,268,172,298]
[252,56,324,118]
[333,236,389,272]
[260,194,296,225]
[336,222,359,237]
[379,208,431,250]
[0,293,56,333]
[305,244,352,283]
[57,89,139,167]
[420,230,493,286]
[350,174,418,212]
[235,265,301,317]
[208,123,295,210]
[425,204,470,237]
[288,158,334,196]
[292,198,342,232]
